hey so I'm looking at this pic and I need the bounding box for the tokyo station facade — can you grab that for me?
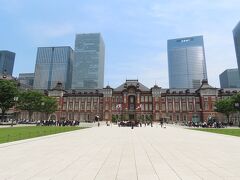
[33,79,240,124]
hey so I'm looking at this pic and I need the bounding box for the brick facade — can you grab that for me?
[20,80,240,125]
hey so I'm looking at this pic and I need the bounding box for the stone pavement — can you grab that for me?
[0,125,240,180]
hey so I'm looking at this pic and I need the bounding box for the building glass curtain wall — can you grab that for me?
[33,46,73,90]
[233,21,240,76]
[219,68,240,88]
[0,50,15,76]
[72,33,105,89]
[168,36,208,89]
[19,73,35,87]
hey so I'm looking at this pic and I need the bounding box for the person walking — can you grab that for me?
[131,120,134,129]
[160,119,163,128]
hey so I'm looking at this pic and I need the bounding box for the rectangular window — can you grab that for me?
[161,103,165,111]
[74,103,79,110]
[68,103,73,110]
[204,102,209,110]
[156,104,159,110]
[63,103,67,110]
[175,103,180,111]
[195,103,200,111]
[149,96,152,102]
[167,97,172,102]
[105,104,109,110]
[189,103,193,111]
[145,96,148,102]
[87,103,91,110]
[149,104,152,111]
[81,103,85,110]
[182,103,186,111]
[176,114,180,121]
[175,97,179,102]
[183,114,187,121]
[168,103,172,111]
[145,104,148,111]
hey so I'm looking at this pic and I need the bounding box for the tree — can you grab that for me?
[40,96,58,120]
[231,93,240,127]
[0,80,18,121]
[17,91,43,121]
[214,98,235,124]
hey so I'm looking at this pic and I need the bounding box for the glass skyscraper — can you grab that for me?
[0,50,15,76]
[72,33,105,89]
[168,36,208,89]
[19,73,35,88]
[233,21,240,75]
[219,68,240,88]
[33,46,73,90]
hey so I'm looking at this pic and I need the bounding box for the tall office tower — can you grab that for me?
[219,68,240,88]
[33,46,73,90]
[168,36,208,89]
[72,33,105,89]
[233,21,240,75]
[0,50,15,76]
[18,73,35,88]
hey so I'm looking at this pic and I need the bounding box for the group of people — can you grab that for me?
[116,120,166,129]
[37,120,80,126]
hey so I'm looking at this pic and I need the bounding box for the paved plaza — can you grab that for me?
[0,125,240,180]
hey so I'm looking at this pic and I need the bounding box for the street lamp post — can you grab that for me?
[41,102,45,123]
[12,96,18,127]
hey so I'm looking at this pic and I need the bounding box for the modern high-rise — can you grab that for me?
[33,46,73,90]
[0,50,15,76]
[72,33,105,89]
[233,21,240,75]
[18,73,35,88]
[168,36,208,89]
[219,68,240,88]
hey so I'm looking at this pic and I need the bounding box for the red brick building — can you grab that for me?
[41,79,240,124]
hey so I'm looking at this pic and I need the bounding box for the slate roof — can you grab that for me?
[114,80,150,91]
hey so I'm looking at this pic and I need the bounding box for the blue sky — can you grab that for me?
[1,0,240,88]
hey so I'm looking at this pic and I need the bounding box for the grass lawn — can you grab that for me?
[191,128,240,137]
[0,126,83,144]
